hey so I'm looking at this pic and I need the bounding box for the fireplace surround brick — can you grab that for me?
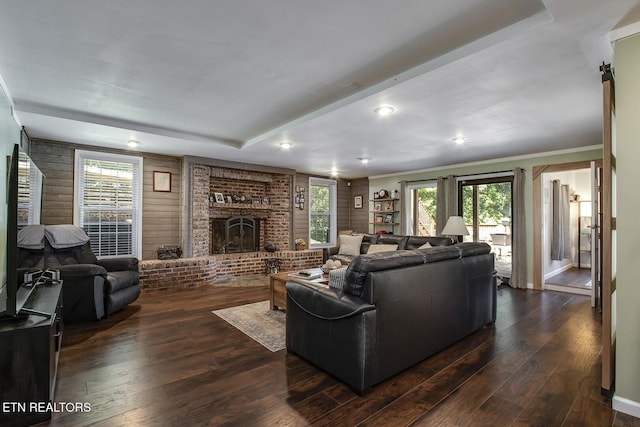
[139,249,323,292]
[177,162,304,290]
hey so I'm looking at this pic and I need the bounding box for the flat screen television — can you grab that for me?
[0,143,44,318]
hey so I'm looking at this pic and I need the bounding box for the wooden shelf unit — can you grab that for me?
[370,197,399,233]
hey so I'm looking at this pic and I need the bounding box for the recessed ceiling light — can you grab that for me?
[330,169,339,177]
[452,137,467,144]
[358,157,370,164]
[127,140,139,148]
[373,105,395,116]
[280,142,291,149]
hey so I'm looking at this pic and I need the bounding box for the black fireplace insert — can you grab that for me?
[211,216,259,253]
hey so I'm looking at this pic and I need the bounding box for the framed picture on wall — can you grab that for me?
[384,213,393,223]
[375,215,384,223]
[214,192,225,203]
[153,171,171,192]
[354,195,363,209]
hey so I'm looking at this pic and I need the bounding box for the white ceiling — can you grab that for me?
[0,0,638,178]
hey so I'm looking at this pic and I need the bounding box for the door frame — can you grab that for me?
[601,69,615,396]
[532,160,602,290]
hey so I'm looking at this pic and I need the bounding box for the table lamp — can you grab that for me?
[441,216,470,243]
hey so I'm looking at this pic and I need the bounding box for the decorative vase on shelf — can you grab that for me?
[295,244,306,251]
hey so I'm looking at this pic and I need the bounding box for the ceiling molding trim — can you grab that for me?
[12,100,243,149]
[0,73,14,109]
[610,21,640,42]
[368,144,602,180]
[184,155,296,176]
[242,5,552,148]
[0,73,21,127]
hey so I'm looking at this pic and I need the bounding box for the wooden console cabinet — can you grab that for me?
[0,283,63,427]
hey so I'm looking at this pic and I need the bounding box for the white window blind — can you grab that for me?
[17,151,43,228]
[74,150,143,258]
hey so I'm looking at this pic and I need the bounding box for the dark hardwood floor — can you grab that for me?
[43,282,640,426]
[546,267,592,289]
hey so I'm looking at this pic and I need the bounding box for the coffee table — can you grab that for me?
[269,270,328,311]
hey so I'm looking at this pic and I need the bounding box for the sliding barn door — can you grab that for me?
[601,64,616,396]
[590,161,602,310]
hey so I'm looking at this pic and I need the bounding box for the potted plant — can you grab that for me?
[295,238,306,251]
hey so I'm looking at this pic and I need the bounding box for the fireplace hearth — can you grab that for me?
[211,216,260,253]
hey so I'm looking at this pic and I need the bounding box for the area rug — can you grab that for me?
[213,300,285,352]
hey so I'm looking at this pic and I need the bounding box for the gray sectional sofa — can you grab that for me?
[286,242,496,393]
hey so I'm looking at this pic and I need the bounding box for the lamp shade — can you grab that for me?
[441,216,470,236]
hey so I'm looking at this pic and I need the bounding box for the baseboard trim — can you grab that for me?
[613,395,640,419]
[543,283,591,296]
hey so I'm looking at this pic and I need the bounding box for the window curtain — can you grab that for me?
[447,174,457,218]
[435,176,446,236]
[400,180,408,233]
[511,168,527,288]
[550,179,571,260]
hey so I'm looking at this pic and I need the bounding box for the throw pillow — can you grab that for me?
[367,244,398,254]
[336,229,354,248]
[338,234,364,256]
[418,242,432,249]
[328,267,348,290]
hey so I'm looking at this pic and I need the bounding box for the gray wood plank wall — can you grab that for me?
[30,139,182,260]
[292,174,310,245]
[349,178,370,233]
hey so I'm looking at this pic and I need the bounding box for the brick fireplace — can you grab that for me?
[190,163,293,257]
[138,161,323,291]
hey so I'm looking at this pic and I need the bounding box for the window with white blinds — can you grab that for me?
[74,150,143,259]
[17,149,43,228]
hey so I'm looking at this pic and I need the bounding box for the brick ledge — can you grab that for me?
[139,250,323,292]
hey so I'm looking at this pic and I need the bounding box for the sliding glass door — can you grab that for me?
[459,176,513,282]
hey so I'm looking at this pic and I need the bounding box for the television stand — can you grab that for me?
[0,282,63,426]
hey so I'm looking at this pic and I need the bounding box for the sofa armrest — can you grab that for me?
[286,279,377,393]
[96,257,139,272]
[58,263,108,279]
[285,280,375,320]
[57,264,107,321]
